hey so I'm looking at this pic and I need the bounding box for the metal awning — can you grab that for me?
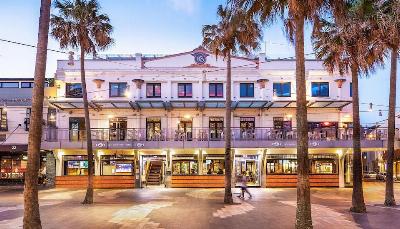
[50,99,352,110]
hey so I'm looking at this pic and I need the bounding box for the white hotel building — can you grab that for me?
[41,47,387,189]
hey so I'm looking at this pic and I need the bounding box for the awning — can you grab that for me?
[50,99,351,110]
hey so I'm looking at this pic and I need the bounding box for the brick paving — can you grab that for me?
[0,183,399,229]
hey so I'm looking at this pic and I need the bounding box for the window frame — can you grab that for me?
[177,83,193,98]
[21,82,34,88]
[146,83,162,98]
[209,83,224,98]
[109,82,128,98]
[240,83,254,98]
[273,82,291,97]
[0,82,19,88]
[65,83,83,98]
[311,82,329,97]
[350,82,352,97]
[0,108,7,131]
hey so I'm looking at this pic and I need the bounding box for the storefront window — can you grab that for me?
[63,155,89,175]
[203,156,225,175]
[235,155,260,186]
[172,155,198,175]
[0,156,27,179]
[101,155,134,175]
[310,155,338,174]
[267,159,297,174]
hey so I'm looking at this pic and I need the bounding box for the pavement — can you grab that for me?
[0,182,400,229]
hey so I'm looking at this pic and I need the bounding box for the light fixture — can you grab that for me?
[2,103,7,112]
[124,90,131,98]
[272,89,277,100]
[183,114,191,119]
[379,110,382,116]
[68,51,75,66]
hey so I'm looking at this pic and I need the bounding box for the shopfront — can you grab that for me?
[203,155,225,175]
[266,154,339,187]
[100,155,134,175]
[235,154,260,186]
[63,155,89,175]
[0,150,46,183]
[172,155,198,175]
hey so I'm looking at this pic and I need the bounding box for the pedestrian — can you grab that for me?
[237,172,252,199]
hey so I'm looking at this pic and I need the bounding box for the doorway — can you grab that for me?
[240,117,255,139]
[69,117,85,141]
[209,117,224,140]
[146,118,161,141]
[141,155,167,187]
[235,155,260,186]
[178,120,192,141]
[109,117,127,141]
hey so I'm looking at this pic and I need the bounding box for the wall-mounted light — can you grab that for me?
[68,51,75,66]
[368,103,373,112]
[379,110,382,116]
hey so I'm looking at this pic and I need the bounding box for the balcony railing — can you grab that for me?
[42,127,391,142]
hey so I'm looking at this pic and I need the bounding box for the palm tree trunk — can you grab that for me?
[294,16,312,229]
[80,47,94,204]
[23,0,51,228]
[224,52,233,204]
[350,63,366,213]
[384,48,398,206]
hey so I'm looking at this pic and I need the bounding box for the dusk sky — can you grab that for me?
[0,0,398,125]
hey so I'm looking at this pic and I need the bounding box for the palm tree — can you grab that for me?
[312,0,384,213]
[23,0,51,228]
[202,5,261,204]
[51,0,113,204]
[376,0,400,207]
[231,0,343,227]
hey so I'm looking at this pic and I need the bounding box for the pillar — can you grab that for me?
[45,151,56,188]
[95,151,101,176]
[198,149,203,175]
[261,149,267,188]
[165,149,172,188]
[134,150,141,188]
[339,152,345,188]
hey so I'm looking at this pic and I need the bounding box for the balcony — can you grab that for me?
[41,127,388,150]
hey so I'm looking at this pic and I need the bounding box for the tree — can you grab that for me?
[312,0,384,213]
[232,0,343,227]
[377,0,400,207]
[51,0,113,204]
[202,5,261,204]
[23,0,51,228]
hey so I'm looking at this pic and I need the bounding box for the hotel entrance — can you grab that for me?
[235,155,261,187]
[141,155,166,187]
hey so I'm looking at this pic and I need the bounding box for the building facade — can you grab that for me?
[0,78,52,184]
[42,47,387,188]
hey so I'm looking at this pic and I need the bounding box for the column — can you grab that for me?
[338,152,345,188]
[198,149,203,175]
[95,152,100,176]
[261,149,267,188]
[134,150,141,188]
[231,149,236,188]
[45,151,56,188]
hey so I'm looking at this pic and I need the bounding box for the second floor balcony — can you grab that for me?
[42,127,388,150]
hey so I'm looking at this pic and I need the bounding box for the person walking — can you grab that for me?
[237,172,252,199]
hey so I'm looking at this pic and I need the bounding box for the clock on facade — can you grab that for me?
[192,52,208,65]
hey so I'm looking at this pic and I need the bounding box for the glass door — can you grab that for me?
[109,117,127,141]
[69,117,85,141]
[178,120,192,141]
[235,155,260,186]
[209,117,224,140]
[240,117,255,139]
[146,118,161,140]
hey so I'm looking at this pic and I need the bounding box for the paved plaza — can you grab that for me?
[0,183,399,229]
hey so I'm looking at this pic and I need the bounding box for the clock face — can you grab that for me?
[192,52,208,65]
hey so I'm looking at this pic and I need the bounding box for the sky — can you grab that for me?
[0,0,398,125]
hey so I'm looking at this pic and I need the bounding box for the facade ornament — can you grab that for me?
[334,78,346,88]
[92,79,105,89]
[257,79,269,89]
[133,79,144,89]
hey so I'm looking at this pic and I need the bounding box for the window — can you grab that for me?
[240,83,254,97]
[109,82,127,97]
[273,82,291,97]
[203,157,225,175]
[47,108,57,127]
[178,83,192,98]
[146,83,161,98]
[0,82,19,88]
[172,160,198,175]
[209,83,223,98]
[0,108,7,131]
[21,82,34,88]
[63,155,89,175]
[267,159,298,174]
[100,155,134,175]
[66,83,82,98]
[311,82,329,97]
[350,82,352,97]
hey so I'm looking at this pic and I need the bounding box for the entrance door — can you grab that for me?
[240,117,255,139]
[141,155,166,187]
[109,117,127,141]
[209,117,224,140]
[178,120,192,141]
[235,155,260,186]
[146,118,161,141]
[69,117,85,141]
